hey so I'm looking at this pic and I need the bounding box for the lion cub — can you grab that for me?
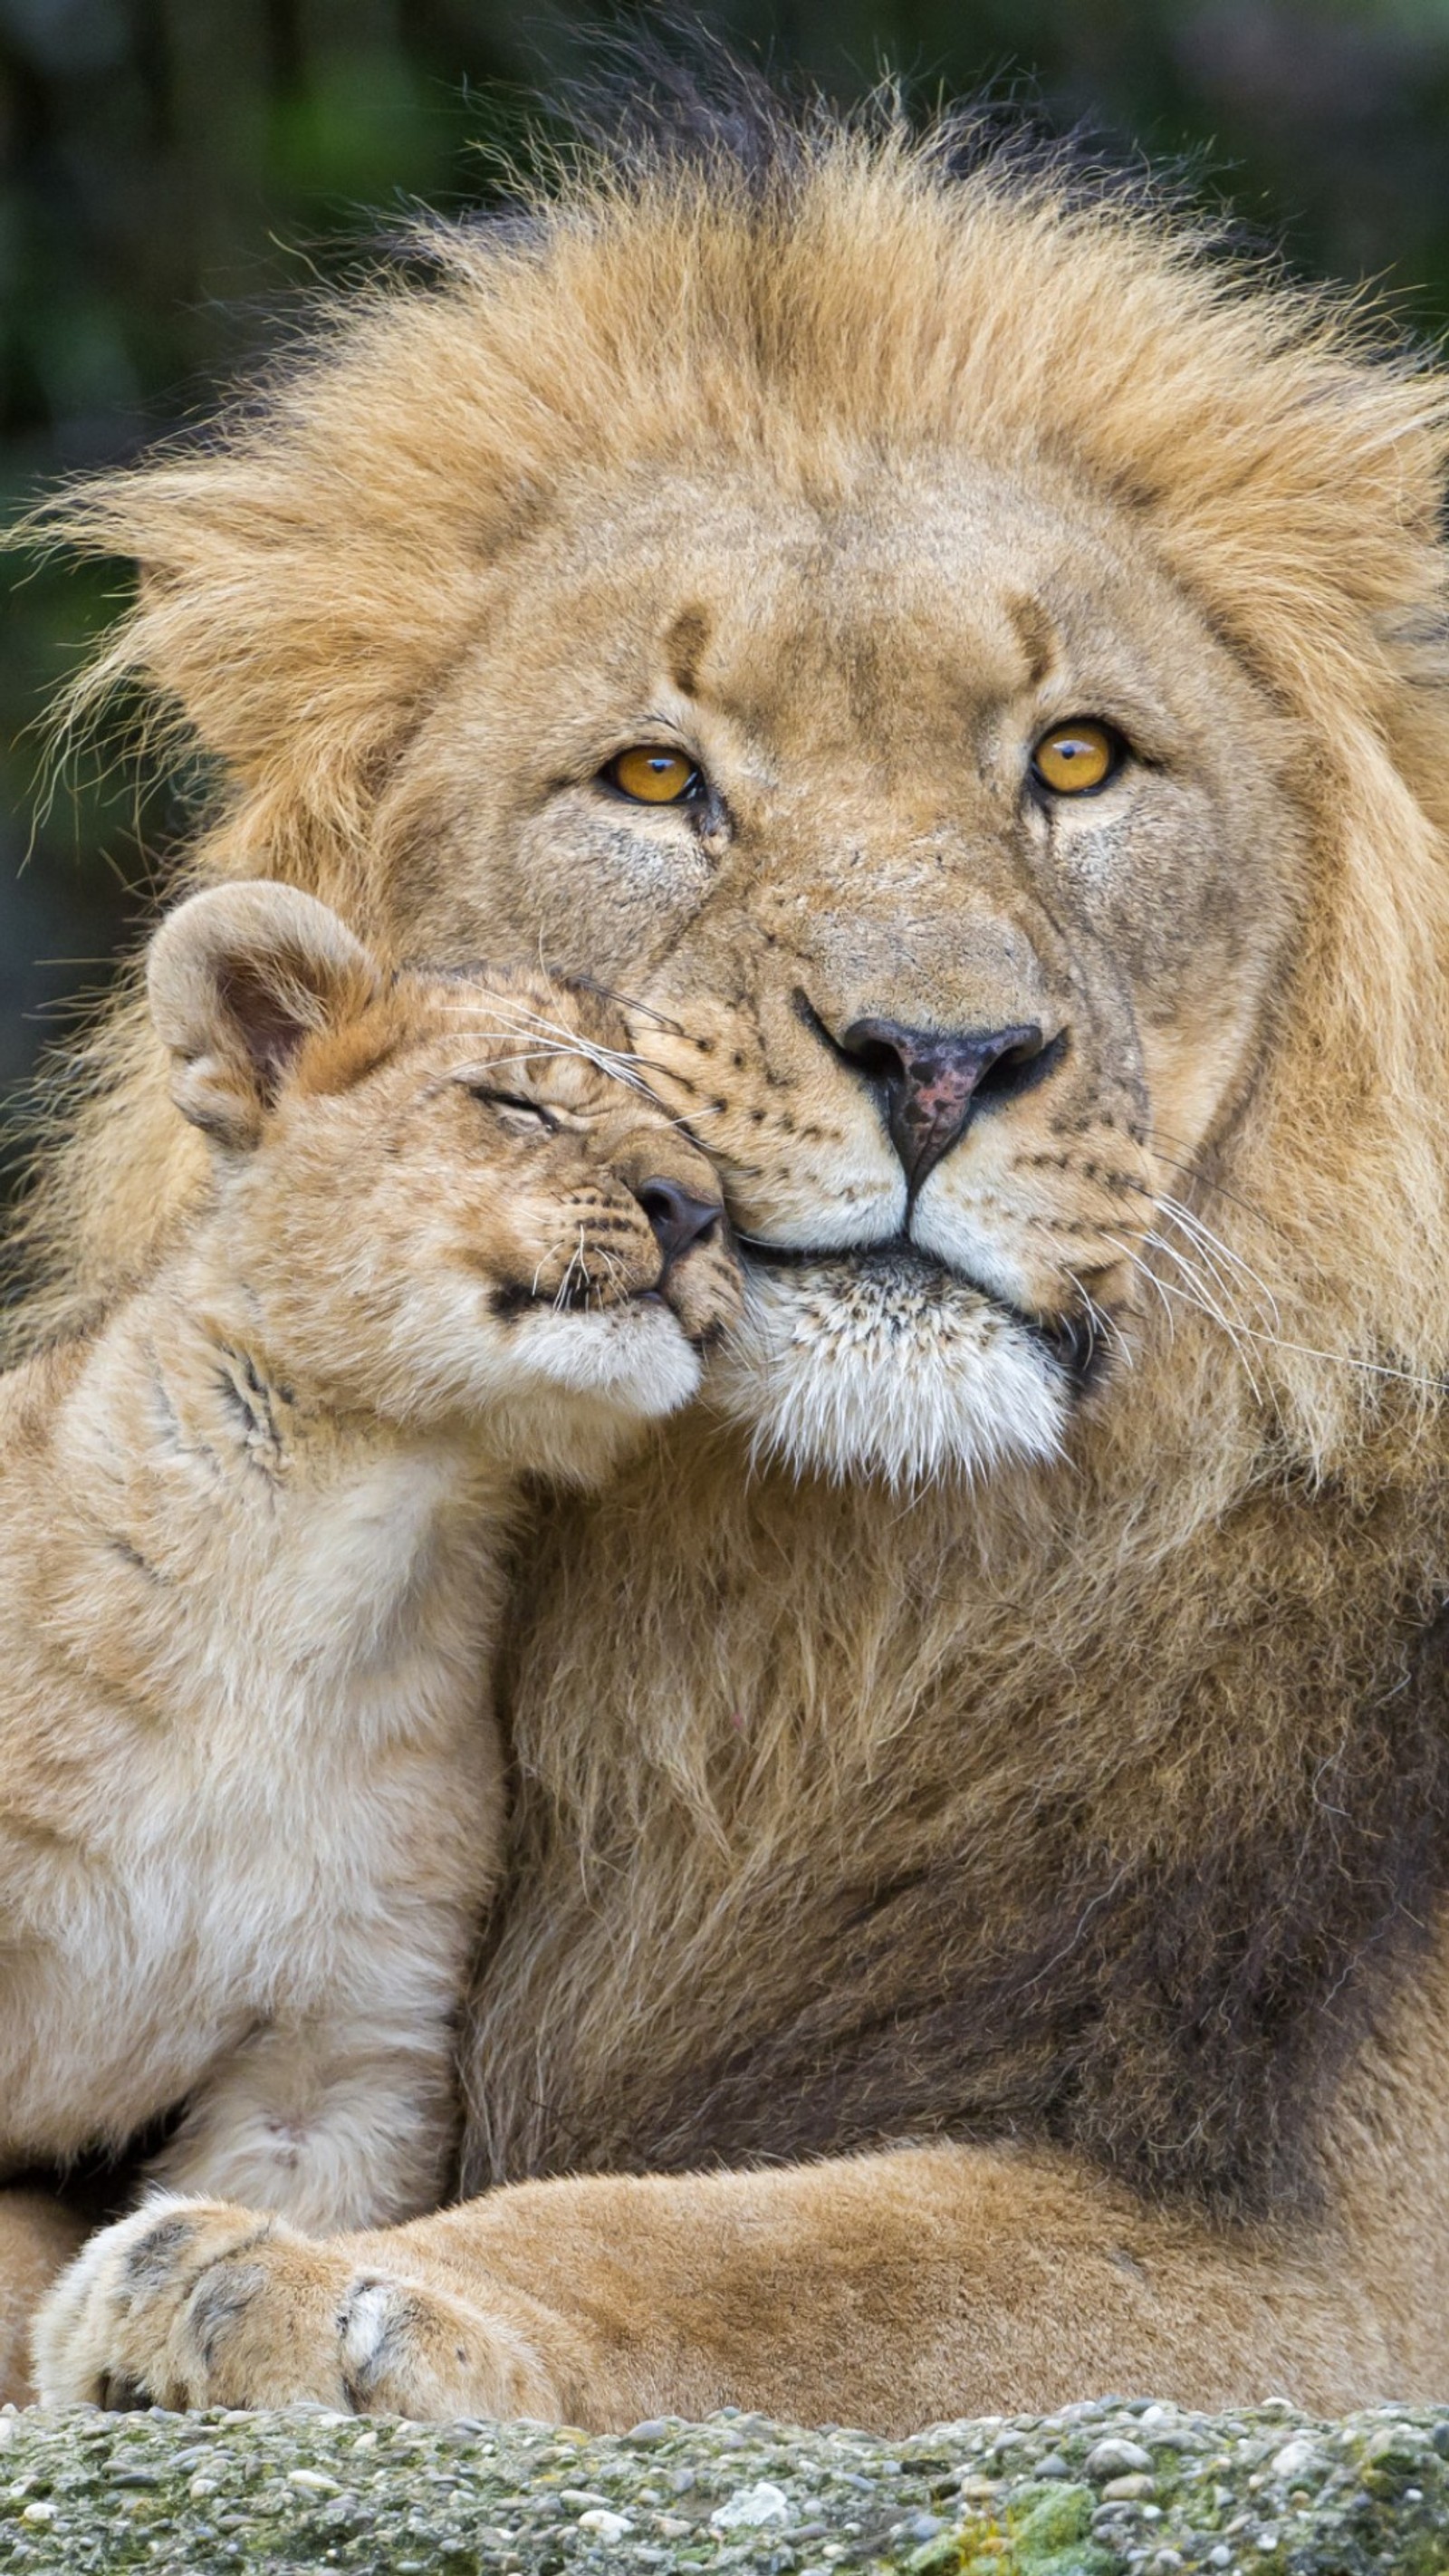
[0,881,737,2233]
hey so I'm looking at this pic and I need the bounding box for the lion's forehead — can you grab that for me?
[494,451,1205,723]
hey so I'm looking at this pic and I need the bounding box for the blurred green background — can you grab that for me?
[4,0,1449,1136]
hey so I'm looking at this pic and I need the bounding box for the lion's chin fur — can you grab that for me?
[712,1251,1069,1485]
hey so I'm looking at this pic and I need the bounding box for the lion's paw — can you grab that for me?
[33,2196,557,2419]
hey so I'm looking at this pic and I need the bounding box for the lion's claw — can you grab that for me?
[34,2194,558,2420]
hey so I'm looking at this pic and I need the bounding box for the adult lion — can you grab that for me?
[10,72,1449,2427]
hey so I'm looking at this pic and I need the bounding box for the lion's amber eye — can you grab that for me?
[606,745,701,804]
[1031,721,1119,796]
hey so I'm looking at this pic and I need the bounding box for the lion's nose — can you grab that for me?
[635,1177,724,1272]
[836,1014,1058,1192]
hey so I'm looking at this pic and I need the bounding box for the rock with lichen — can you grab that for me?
[0,2397,1446,2572]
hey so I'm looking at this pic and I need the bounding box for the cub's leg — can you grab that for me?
[0,2189,91,2405]
[35,2146,1397,2429]
[34,2197,561,2417]
[145,2012,458,2233]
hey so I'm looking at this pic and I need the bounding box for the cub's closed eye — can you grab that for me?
[1031,719,1124,797]
[603,745,704,805]
[469,1088,556,1132]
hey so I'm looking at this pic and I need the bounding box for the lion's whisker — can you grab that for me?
[1111,1226,1276,1405]
[1064,1271,1134,1373]
[1147,1132,1291,1243]
[1156,1194,1283,1331]
[1108,1229,1447,1397]
[1104,1235,1177,1347]
[1147,1225,1259,1341]
[1240,1336,1444,1391]
[1140,1229,1267,1401]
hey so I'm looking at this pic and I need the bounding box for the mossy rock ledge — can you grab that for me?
[0,2397,1446,2574]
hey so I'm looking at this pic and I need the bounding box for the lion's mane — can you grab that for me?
[20,70,1449,2218]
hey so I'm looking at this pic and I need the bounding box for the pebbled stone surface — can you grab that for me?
[0,2396,1446,2572]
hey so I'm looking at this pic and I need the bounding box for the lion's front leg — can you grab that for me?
[34,2144,1401,2431]
[33,2197,561,2418]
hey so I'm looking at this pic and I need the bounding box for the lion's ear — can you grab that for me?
[146,881,383,1149]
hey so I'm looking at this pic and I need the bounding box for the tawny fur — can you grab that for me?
[0,881,736,2246]
[23,82,1449,2423]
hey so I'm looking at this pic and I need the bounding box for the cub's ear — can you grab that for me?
[147,881,383,1149]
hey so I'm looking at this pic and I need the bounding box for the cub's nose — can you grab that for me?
[836,1014,1058,1192]
[635,1177,724,1272]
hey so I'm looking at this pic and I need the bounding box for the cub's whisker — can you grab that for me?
[552,1231,590,1313]
[531,1234,569,1301]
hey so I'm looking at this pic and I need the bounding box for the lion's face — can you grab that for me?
[378,447,1307,1481]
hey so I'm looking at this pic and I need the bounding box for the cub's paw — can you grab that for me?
[33,2196,558,2419]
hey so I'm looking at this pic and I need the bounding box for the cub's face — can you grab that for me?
[378,449,1310,1483]
[213,962,742,1465]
